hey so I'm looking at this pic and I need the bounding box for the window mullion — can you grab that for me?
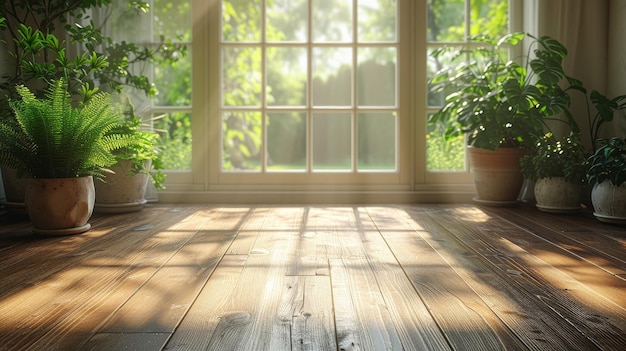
[465,0,471,40]
[306,0,313,173]
[261,0,268,172]
[352,0,358,173]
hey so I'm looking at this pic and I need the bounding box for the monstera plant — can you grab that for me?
[430,32,580,204]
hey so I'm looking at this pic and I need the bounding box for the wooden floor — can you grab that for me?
[0,203,624,351]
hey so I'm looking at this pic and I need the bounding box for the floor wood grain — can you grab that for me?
[0,204,624,351]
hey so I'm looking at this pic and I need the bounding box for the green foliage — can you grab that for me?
[429,32,579,150]
[587,137,626,187]
[520,132,587,184]
[107,96,167,189]
[0,0,187,117]
[0,79,133,178]
[4,23,109,101]
[221,0,265,170]
[154,111,192,170]
[582,90,626,150]
[428,0,509,42]
[0,1,189,175]
[426,123,465,170]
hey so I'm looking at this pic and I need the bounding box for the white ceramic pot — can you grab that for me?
[591,181,626,224]
[25,176,95,235]
[534,177,583,213]
[94,159,151,213]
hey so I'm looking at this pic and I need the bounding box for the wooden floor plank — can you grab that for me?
[330,257,404,351]
[0,204,624,351]
[399,206,586,349]
[35,207,233,351]
[328,207,451,351]
[356,211,455,350]
[171,208,317,351]
[225,207,269,255]
[286,276,336,351]
[81,333,171,351]
[206,208,297,350]
[423,205,625,350]
[446,205,626,318]
[0,208,170,294]
[487,206,626,277]
[366,206,525,351]
[0,207,199,350]
[165,207,274,350]
[163,254,248,351]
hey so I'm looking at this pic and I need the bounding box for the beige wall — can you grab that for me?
[607,0,626,138]
[535,0,608,147]
[527,0,626,147]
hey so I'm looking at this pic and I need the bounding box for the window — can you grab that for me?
[150,0,193,172]
[106,0,193,175]
[220,0,400,176]
[426,0,515,172]
[115,0,519,201]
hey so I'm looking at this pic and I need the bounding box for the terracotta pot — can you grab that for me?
[25,176,95,235]
[534,177,583,213]
[591,181,626,224]
[94,159,150,213]
[468,146,527,205]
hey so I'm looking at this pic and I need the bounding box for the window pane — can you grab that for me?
[155,47,192,106]
[427,47,459,108]
[426,114,465,171]
[222,0,262,42]
[313,113,352,171]
[267,113,307,171]
[312,47,352,107]
[154,111,192,170]
[358,47,396,107]
[469,0,509,37]
[223,111,263,171]
[358,113,396,171]
[153,0,191,42]
[267,0,307,42]
[267,47,307,107]
[312,0,352,42]
[427,0,509,41]
[358,0,397,42]
[108,1,150,41]
[222,47,262,107]
[427,0,465,42]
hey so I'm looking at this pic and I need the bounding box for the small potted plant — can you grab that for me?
[94,95,166,213]
[0,79,133,234]
[429,32,579,204]
[586,137,626,224]
[520,132,587,212]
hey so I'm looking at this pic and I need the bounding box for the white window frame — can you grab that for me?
[159,0,520,203]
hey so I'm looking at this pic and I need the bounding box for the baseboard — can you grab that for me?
[156,189,476,204]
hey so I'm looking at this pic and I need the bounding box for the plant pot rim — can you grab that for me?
[28,175,94,180]
[467,145,527,152]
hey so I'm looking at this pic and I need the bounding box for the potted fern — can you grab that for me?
[430,32,578,204]
[0,3,185,210]
[0,79,132,234]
